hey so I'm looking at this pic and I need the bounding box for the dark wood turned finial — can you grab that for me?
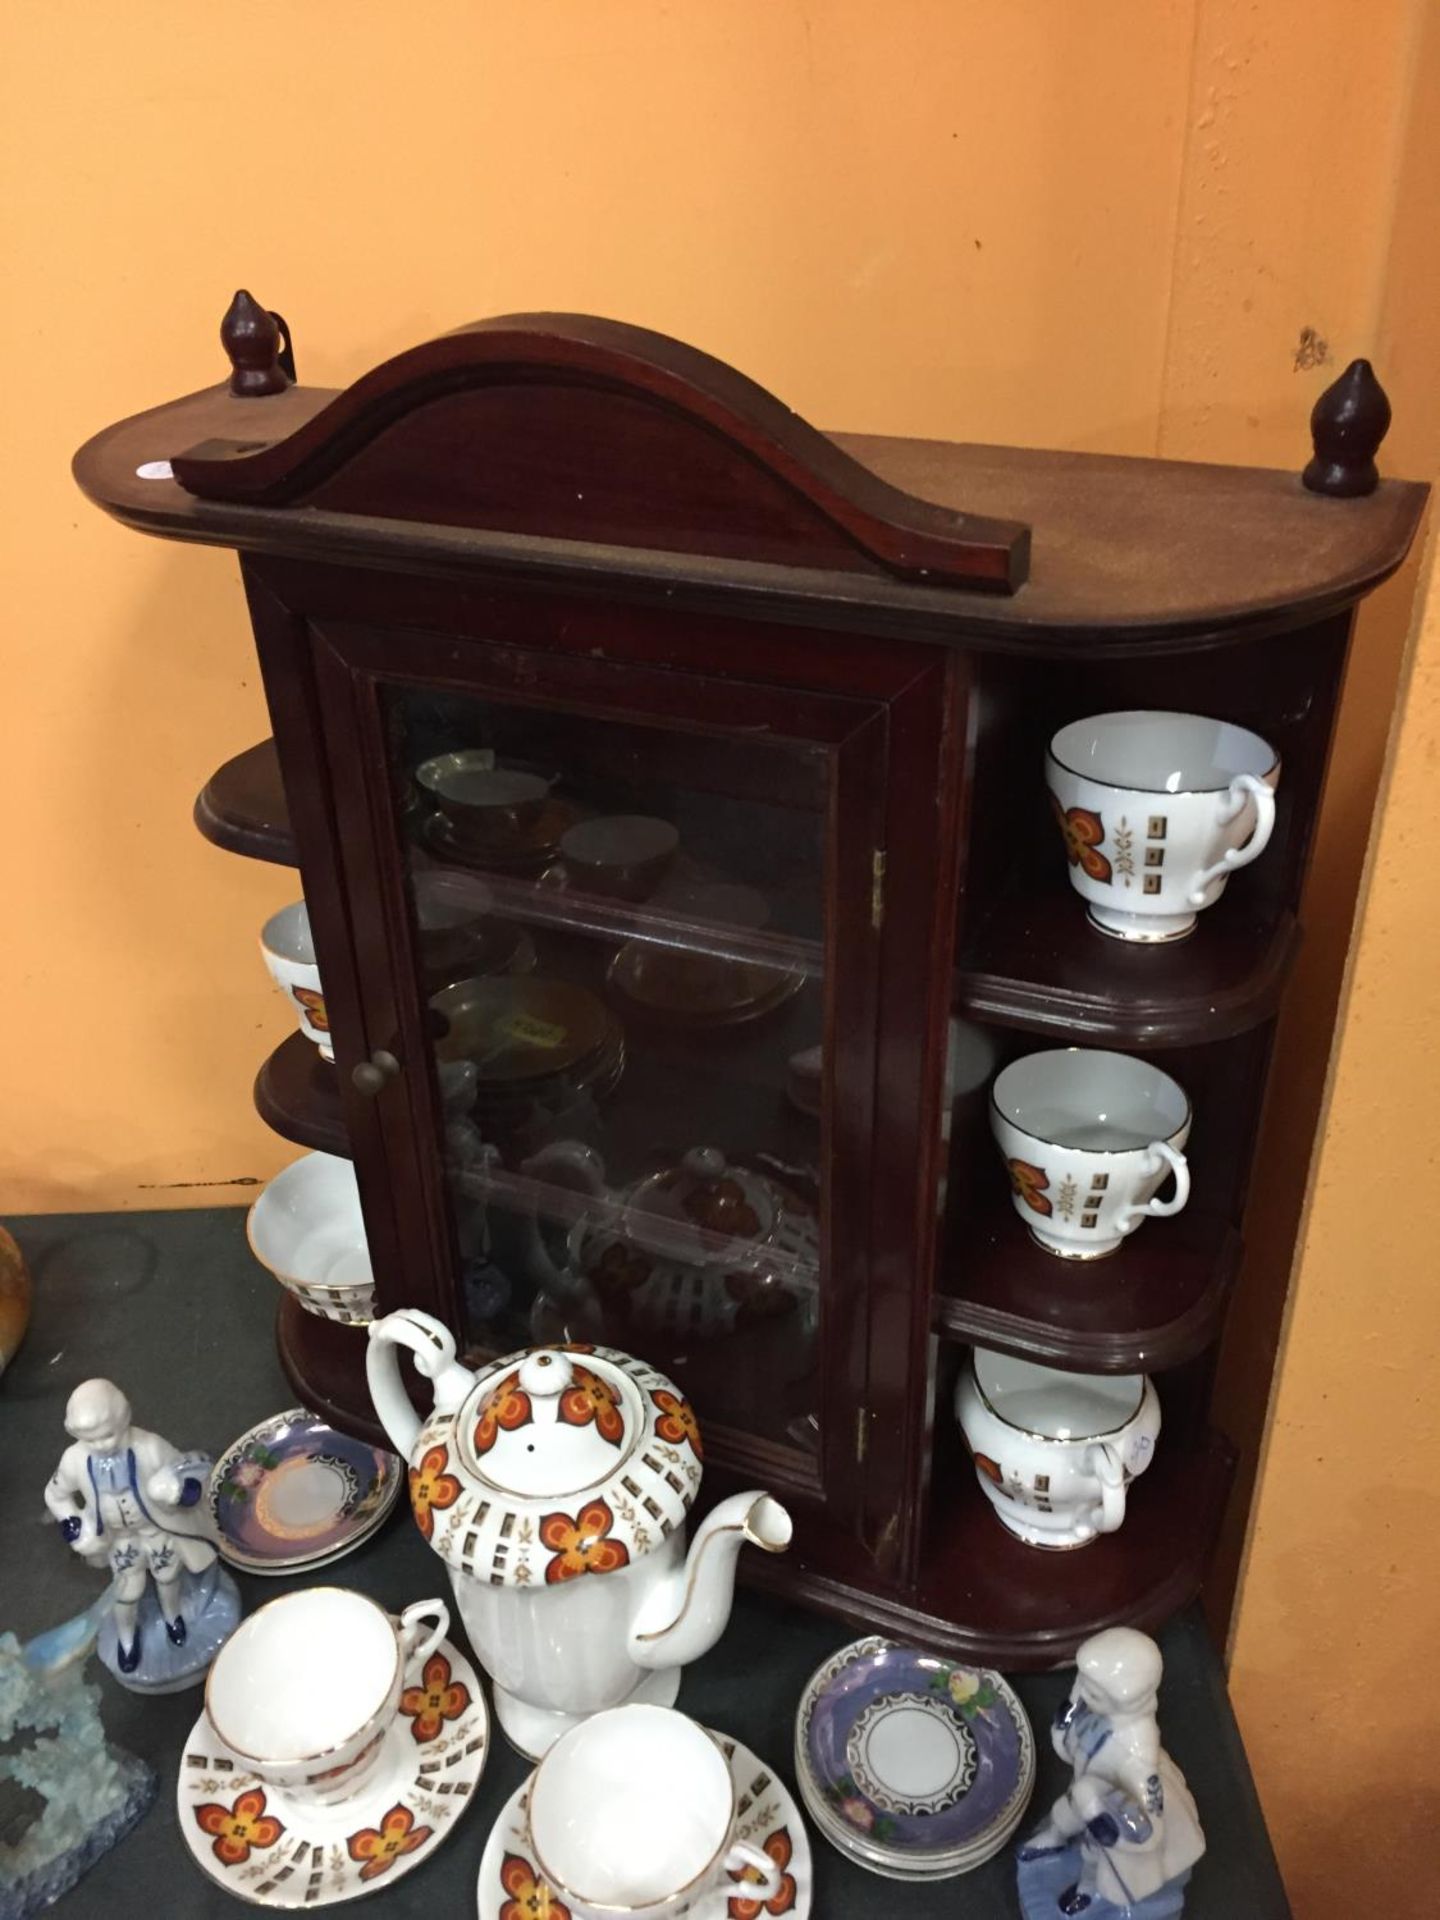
[1302,358,1391,497]
[221,289,292,397]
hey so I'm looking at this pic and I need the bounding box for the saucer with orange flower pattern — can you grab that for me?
[476,1729,811,1919]
[177,1635,488,1907]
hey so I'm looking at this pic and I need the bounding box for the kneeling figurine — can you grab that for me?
[43,1378,239,1693]
[1017,1626,1204,1919]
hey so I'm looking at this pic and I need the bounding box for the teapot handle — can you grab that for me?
[366,1309,464,1457]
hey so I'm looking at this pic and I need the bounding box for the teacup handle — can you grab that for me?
[1188,773,1276,903]
[1115,1140,1189,1232]
[1088,1443,1127,1533]
[397,1598,450,1667]
[723,1841,785,1902]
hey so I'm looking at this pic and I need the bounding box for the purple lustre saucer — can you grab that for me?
[794,1636,1034,1876]
[209,1409,402,1574]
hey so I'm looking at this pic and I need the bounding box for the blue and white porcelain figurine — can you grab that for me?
[43,1379,241,1693]
[1017,1627,1204,1919]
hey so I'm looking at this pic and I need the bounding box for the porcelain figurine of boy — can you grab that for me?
[1017,1626,1205,1919]
[43,1379,240,1694]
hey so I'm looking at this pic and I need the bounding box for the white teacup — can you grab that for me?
[1047,710,1280,942]
[205,1588,448,1808]
[260,900,332,1059]
[991,1048,1191,1259]
[955,1349,1161,1549]
[527,1703,784,1918]
[246,1152,375,1324]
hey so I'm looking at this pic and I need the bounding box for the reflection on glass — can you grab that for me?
[385,687,829,1468]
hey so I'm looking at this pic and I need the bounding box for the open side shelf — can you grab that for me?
[909,1426,1235,1667]
[255,1033,348,1155]
[740,1429,1234,1669]
[933,1196,1241,1373]
[956,894,1300,1048]
[207,738,1300,1051]
[196,739,297,864]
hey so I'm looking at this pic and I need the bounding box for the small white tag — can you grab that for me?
[135,459,174,481]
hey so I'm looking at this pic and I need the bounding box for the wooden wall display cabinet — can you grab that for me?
[75,301,1425,1667]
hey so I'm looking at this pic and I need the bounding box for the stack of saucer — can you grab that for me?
[430,976,624,1147]
[794,1635,1034,1881]
[209,1410,403,1576]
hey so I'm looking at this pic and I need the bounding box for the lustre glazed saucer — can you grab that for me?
[476,1729,811,1917]
[178,1635,488,1908]
[209,1410,403,1575]
[606,942,805,1029]
[794,1636,1033,1881]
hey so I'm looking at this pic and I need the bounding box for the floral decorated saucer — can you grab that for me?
[794,1636,1033,1881]
[178,1635,487,1908]
[477,1729,810,1918]
[209,1410,403,1575]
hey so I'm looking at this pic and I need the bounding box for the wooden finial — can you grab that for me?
[221,289,292,397]
[1302,358,1391,497]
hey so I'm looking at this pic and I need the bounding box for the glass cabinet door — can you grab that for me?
[315,618,890,1521]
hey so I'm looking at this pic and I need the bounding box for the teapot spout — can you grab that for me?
[628,1491,792,1674]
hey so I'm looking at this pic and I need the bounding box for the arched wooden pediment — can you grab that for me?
[171,308,1029,592]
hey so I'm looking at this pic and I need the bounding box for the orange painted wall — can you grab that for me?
[1229,523,1440,1920]
[1,0,1199,1212]
[3,3,1436,1908]
[1223,6,1440,1914]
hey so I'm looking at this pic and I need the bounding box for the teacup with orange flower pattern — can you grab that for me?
[991,1048,1191,1259]
[1047,711,1279,943]
[527,1703,786,1918]
[205,1587,448,1810]
[260,900,333,1059]
[956,1349,1162,1548]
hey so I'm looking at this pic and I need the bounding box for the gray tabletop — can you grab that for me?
[2,1209,1292,1917]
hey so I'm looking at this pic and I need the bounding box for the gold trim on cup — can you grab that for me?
[527,1712,738,1914]
[204,1586,403,1768]
[1046,711,1281,795]
[990,1049,1191,1155]
[245,1179,373,1301]
[969,1354,1145,1444]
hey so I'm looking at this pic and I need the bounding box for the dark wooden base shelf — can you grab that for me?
[275,1293,388,1446]
[933,1198,1241,1372]
[742,1427,1235,1669]
[255,1032,348,1154]
[956,894,1300,1048]
[196,739,297,865]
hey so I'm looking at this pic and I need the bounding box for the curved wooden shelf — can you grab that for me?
[195,739,297,865]
[911,1426,1235,1668]
[956,895,1300,1048]
[276,1293,388,1447]
[74,363,1426,650]
[745,1429,1234,1670]
[255,1033,348,1155]
[933,1197,1240,1374]
[414,841,825,975]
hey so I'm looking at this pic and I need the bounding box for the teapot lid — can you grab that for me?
[618,1148,781,1264]
[407,1344,703,1587]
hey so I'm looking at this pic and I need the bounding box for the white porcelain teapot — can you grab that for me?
[366,1310,793,1757]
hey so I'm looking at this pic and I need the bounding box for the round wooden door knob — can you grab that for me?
[351,1050,401,1096]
